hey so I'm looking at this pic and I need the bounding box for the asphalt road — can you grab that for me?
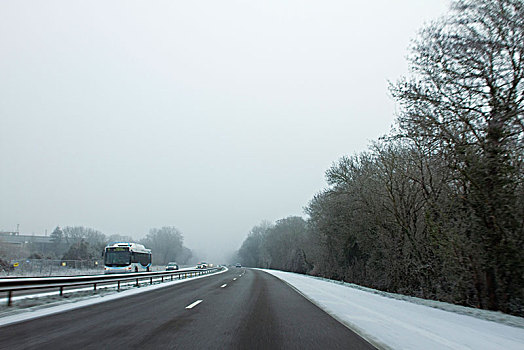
[0,268,375,350]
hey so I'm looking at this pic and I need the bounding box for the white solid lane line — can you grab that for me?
[185,300,203,309]
[220,284,227,288]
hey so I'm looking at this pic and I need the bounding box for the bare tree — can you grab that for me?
[238,221,272,268]
[62,226,107,259]
[140,226,187,265]
[391,0,524,312]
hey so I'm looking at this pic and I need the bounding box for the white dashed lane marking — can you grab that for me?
[220,284,227,288]
[185,300,203,309]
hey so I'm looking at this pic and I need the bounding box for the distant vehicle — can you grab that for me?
[103,242,151,274]
[197,262,208,269]
[235,263,242,268]
[166,262,179,271]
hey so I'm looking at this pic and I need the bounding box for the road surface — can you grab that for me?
[0,268,375,349]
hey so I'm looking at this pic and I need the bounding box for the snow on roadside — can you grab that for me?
[0,268,103,278]
[261,269,524,350]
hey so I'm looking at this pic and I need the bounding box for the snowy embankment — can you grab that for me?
[0,265,186,278]
[262,269,524,350]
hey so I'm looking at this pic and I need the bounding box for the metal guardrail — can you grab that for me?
[0,267,223,306]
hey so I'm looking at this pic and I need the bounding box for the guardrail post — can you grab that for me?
[7,291,12,306]
[136,278,139,287]
[161,276,164,282]
[60,286,63,296]
[94,283,97,292]
[118,281,120,291]
[150,277,153,285]
[171,275,173,281]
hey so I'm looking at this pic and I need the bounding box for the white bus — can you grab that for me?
[103,242,152,274]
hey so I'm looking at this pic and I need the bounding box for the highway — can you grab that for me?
[0,268,375,349]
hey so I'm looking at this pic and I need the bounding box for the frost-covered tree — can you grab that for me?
[140,226,188,265]
[391,0,524,312]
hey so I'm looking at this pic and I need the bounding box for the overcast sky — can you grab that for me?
[1,0,450,262]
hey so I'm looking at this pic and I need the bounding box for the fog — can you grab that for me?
[0,0,449,263]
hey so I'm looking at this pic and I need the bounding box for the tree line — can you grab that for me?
[237,0,523,316]
[39,225,193,266]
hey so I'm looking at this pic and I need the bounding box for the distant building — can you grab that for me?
[0,232,55,256]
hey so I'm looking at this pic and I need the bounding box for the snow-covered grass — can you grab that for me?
[0,268,103,278]
[0,265,187,278]
[262,269,524,350]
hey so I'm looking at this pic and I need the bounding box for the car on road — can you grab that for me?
[197,262,208,269]
[235,263,242,268]
[166,262,179,271]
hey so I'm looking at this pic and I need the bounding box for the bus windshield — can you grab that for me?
[104,250,131,266]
